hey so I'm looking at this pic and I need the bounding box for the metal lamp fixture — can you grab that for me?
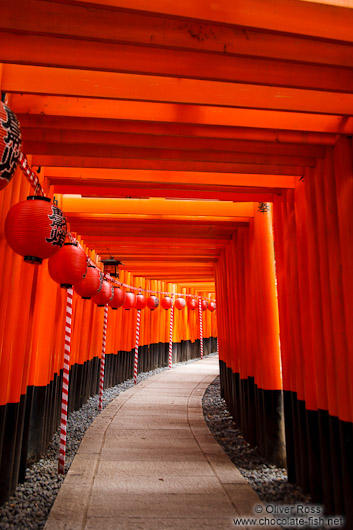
[101,256,124,278]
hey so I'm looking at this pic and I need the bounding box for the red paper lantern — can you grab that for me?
[74,264,100,299]
[208,301,216,312]
[91,278,111,307]
[136,293,147,310]
[123,291,136,310]
[109,287,126,310]
[48,242,86,288]
[161,296,172,310]
[5,196,67,264]
[201,299,209,311]
[175,297,186,310]
[147,295,159,310]
[0,102,22,191]
[187,298,197,310]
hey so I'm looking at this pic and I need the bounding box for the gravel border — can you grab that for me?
[0,355,210,530]
[202,375,311,506]
[1,356,319,530]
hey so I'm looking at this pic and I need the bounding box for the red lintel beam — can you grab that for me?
[11,96,353,135]
[4,65,353,116]
[46,167,297,189]
[53,183,276,202]
[82,236,231,246]
[16,115,338,145]
[1,1,353,66]
[20,127,326,158]
[33,156,304,175]
[23,141,315,167]
[46,0,353,43]
[61,197,255,217]
[1,32,353,93]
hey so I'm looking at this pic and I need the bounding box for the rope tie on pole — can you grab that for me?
[58,287,73,474]
[134,309,141,384]
[199,297,204,360]
[98,304,108,410]
[168,302,174,369]
[18,152,45,197]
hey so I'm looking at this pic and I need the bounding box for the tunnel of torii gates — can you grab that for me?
[0,0,353,524]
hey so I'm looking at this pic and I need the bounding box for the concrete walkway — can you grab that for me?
[45,356,262,529]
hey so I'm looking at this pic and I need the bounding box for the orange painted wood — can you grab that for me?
[56,0,353,43]
[22,141,316,168]
[2,31,353,93]
[11,95,353,134]
[4,65,353,116]
[17,115,338,145]
[2,1,353,66]
[20,127,326,158]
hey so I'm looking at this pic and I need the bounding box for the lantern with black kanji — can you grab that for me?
[175,297,186,310]
[136,293,147,310]
[91,278,111,307]
[161,296,172,310]
[201,299,209,311]
[74,264,100,299]
[147,295,159,310]
[208,301,216,312]
[5,196,67,264]
[0,102,22,191]
[187,298,197,310]
[109,286,126,310]
[123,291,136,310]
[48,242,87,288]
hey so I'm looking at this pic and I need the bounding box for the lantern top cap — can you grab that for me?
[27,195,50,202]
[101,256,124,266]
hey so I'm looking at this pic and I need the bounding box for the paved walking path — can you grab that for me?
[45,356,262,529]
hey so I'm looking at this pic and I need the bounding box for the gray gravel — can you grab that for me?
[0,355,208,530]
[202,376,311,505]
[1,356,317,529]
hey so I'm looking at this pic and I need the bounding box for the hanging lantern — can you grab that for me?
[136,293,147,310]
[201,299,209,311]
[123,291,136,310]
[48,242,86,288]
[101,256,124,278]
[74,264,100,299]
[109,286,126,310]
[175,297,186,310]
[187,298,197,310]
[5,196,67,264]
[208,301,216,312]
[91,278,111,307]
[0,102,22,191]
[147,295,159,310]
[161,296,172,310]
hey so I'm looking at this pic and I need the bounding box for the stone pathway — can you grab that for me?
[45,356,263,529]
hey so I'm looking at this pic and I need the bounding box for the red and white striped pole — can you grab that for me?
[98,304,109,410]
[134,309,141,384]
[18,152,45,196]
[198,297,204,360]
[58,287,73,474]
[168,303,174,369]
